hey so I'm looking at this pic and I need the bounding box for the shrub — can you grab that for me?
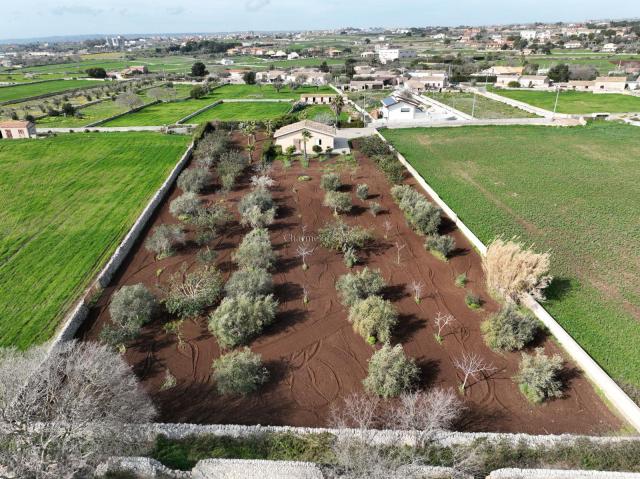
[356,184,369,201]
[483,238,552,303]
[320,173,342,191]
[363,343,419,398]
[177,168,212,193]
[343,247,358,268]
[102,284,157,346]
[516,348,564,403]
[481,305,540,352]
[217,150,249,191]
[376,155,404,184]
[212,348,269,395]
[348,295,398,344]
[225,267,273,298]
[335,268,386,307]
[208,293,278,349]
[455,273,467,288]
[323,191,352,215]
[233,228,276,270]
[192,203,233,235]
[369,202,382,216]
[425,235,456,260]
[194,131,229,168]
[241,205,276,228]
[391,185,441,236]
[145,224,185,259]
[164,266,224,319]
[238,189,277,228]
[169,192,201,219]
[318,220,372,252]
[465,292,481,309]
[359,135,390,157]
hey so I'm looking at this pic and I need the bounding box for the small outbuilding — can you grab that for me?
[0,120,36,139]
[273,120,337,153]
[594,76,627,93]
[300,93,336,104]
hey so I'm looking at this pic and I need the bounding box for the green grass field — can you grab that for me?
[488,87,640,114]
[188,101,292,123]
[0,79,104,104]
[0,132,189,348]
[381,122,640,388]
[210,84,334,100]
[426,92,538,119]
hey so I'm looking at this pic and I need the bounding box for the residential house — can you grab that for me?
[601,43,618,53]
[519,75,550,88]
[220,58,234,66]
[360,51,375,59]
[478,66,524,76]
[273,120,336,153]
[405,76,447,91]
[287,52,300,60]
[349,80,384,90]
[257,70,287,83]
[567,80,595,91]
[377,48,416,64]
[0,120,36,139]
[288,68,328,85]
[564,41,583,49]
[594,76,627,92]
[495,74,522,87]
[300,93,336,105]
[380,96,426,122]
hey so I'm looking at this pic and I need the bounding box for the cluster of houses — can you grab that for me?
[106,65,148,80]
[346,66,449,92]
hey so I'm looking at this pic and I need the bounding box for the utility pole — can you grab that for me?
[471,92,477,118]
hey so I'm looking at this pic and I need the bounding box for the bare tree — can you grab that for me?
[0,341,156,478]
[296,244,315,270]
[383,219,393,240]
[394,241,406,265]
[302,285,310,306]
[410,280,424,304]
[116,92,144,110]
[329,392,381,429]
[453,352,496,392]
[433,312,456,343]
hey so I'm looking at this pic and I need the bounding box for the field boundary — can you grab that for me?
[87,99,161,127]
[418,93,474,120]
[374,129,640,433]
[177,100,223,124]
[0,80,109,106]
[48,140,195,352]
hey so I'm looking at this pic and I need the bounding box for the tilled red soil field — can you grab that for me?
[80,133,622,434]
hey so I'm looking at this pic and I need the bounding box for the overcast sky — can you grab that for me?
[1,0,638,40]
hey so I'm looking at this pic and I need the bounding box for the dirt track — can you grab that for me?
[80,133,622,434]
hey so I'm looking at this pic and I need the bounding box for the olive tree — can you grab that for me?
[225,267,273,298]
[349,295,398,344]
[232,228,276,270]
[212,348,269,395]
[356,183,369,201]
[145,224,185,259]
[318,219,372,253]
[320,172,342,191]
[363,343,419,398]
[323,190,352,215]
[335,268,386,307]
[170,192,201,220]
[391,185,441,236]
[164,265,223,319]
[516,348,564,403]
[208,293,278,349]
[177,168,212,193]
[0,341,156,478]
[238,188,277,228]
[191,203,233,236]
[425,235,456,260]
[481,305,540,352]
[100,284,157,348]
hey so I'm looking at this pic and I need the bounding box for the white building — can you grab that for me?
[380,96,426,121]
[518,75,550,88]
[519,30,538,41]
[220,58,234,66]
[0,120,36,140]
[594,76,627,93]
[287,52,300,60]
[273,120,336,153]
[377,48,416,64]
[601,43,618,53]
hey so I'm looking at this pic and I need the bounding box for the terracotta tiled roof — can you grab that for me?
[0,120,32,128]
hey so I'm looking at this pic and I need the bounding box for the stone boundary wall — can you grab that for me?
[469,88,558,119]
[87,99,161,127]
[177,100,222,124]
[40,126,192,133]
[488,469,640,478]
[373,130,640,433]
[0,77,63,89]
[222,98,295,103]
[383,118,583,129]
[417,93,474,120]
[47,141,195,352]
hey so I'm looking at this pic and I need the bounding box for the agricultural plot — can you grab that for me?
[488,87,640,114]
[209,84,335,100]
[0,132,190,348]
[381,122,640,389]
[0,79,103,104]
[426,92,538,119]
[79,131,620,435]
[187,101,292,123]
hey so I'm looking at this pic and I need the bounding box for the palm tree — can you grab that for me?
[246,143,256,162]
[330,96,344,125]
[265,119,274,137]
[300,129,312,164]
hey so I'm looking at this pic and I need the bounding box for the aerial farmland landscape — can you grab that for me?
[1,2,640,478]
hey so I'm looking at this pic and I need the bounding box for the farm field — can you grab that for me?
[488,87,640,114]
[12,55,200,75]
[297,104,350,122]
[79,131,621,435]
[381,122,640,390]
[210,84,335,100]
[0,79,104,104]
[0,132,190,348]
[187,101,292,123]
[425,92,538,118]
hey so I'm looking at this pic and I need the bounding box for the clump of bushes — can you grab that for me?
[212,348,269,395]
[323,191,352,215]
[225,267,273,298]
[373,155,404,184]
[101,284,157,347]
[483,238,552,303]
[356,184,369,201]
[320,173,341,191]
[194,130,229,168]
[516,348,564,404]
[391,185,441,236]
[481,305,540,352]
[318,220,372,267]
[465,292,482,310]
[363,343,419,398]
[191,203,233,238]
[238,188,277,228]
[369,202,381,216]
[335,268,386,307]
[233,228,276,270]
[208,293,278,349]
[348,295,398,344]
[425,235,456,260]
[359,135,390,157]
[177,168,212,193]
[170,192,201,220]
[164,265,223,319]
[217,150,249,192]
[145,224,185,259]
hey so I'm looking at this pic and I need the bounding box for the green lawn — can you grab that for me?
[188,101,292,123]
[0,79,104,103]
[297,104,349,122]
[488,87,640,114]
[381,122,640,388]
[209,84,335,100]
[426,92,538,119]
[0,132,189,348]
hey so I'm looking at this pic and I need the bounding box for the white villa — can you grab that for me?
[380,96,427,122]
[273,120,337,153]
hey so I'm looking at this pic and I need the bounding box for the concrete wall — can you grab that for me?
[373,130,640,433]
[488,469,640,479]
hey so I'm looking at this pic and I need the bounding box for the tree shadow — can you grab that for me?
[382,283,407,301]
[545,276,573,302]
[415,358,441,389]
[394,314,426,343]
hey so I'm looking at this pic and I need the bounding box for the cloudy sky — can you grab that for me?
[1,0,638,40]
